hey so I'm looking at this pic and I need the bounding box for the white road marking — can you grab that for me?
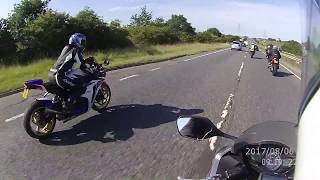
[237,62,244,81]
[209,93,234,151]
[280,64,301,80]
[183,48,229,62]
[209,136,218,150]
[4,113,24,122]
[216,120,224,129]
[149,67,160,71]
[119,74,139,81]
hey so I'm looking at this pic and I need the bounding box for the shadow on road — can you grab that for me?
[274,71,293,77]
[40,104,203,145]
[252,57,264,60]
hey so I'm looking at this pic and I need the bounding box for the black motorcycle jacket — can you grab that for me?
[271,49,282,59]
[49,45,84,75]
[49,45,95,78]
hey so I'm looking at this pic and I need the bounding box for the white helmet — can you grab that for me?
[251,42,254,45]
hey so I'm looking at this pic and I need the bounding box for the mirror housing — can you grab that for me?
[104,60,110,65]
[176,116,237,140]
[177,116,221,140]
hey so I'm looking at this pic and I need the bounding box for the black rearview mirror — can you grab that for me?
[177,116,220,140]
[104,60,110,65]
[176,116,237,140]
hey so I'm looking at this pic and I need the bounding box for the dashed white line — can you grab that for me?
[119,74,139,81]
[4,113,24,122]
[237,62,244,80]
[216,120,224,129]
[209,93,234,151]
[209,136,218,150]
[149,67,160,71]
[183,48,229,62]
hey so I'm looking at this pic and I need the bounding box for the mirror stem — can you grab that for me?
[222,133,238,140]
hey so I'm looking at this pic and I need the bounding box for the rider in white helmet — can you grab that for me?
[250,42,256,52]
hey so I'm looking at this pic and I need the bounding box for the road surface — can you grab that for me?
[0,48,300,180]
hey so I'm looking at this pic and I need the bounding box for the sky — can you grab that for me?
[0,0,303,41]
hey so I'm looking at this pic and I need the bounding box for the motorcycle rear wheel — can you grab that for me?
[23,101,56,139]
[272,64,278,76]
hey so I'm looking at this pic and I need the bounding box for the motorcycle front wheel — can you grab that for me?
[23,101,56,139]
[92,82,111,113]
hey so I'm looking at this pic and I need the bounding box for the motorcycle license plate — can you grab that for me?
[22,87,29,98]
[273,59,279,64]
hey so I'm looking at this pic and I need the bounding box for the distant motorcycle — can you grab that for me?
[176,116,296,180]
[23,59,111,139]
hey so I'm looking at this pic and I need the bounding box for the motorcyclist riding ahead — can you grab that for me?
[48,33,96,114]
[268,46,282,67]
[250,42,256,52]
[266,44,273,59]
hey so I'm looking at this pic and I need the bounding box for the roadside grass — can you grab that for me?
[281,56,302,75]
[0,43,228,93]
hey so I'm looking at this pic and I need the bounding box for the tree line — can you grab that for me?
[0,0,239,65]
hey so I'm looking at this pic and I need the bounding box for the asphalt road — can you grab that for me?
[0,48,300,180]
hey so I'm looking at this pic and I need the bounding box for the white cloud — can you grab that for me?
[108,5,141,12]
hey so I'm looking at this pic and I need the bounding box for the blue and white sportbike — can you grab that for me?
[22,60,111,139]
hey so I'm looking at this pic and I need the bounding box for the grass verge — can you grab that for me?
[0,43,228,93]
[281,56,302,76]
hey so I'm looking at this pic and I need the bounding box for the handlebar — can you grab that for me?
[83,57,109,78]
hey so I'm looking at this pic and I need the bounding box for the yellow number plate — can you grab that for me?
[273,60,279,64]
[22,88,29,98]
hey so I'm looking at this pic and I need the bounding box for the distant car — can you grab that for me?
[231,41,242,51]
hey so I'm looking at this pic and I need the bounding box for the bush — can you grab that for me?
[128,25,179,44]
[281,40,302,56]
[178,32,195,42]
[196,32,214,43]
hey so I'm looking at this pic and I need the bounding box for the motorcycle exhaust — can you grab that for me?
[44,108,63,115]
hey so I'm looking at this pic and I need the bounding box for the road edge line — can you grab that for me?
[5,113,24,122]
[280,64,301,80]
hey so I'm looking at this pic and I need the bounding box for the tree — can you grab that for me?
[71,7,132,49]
[268,38,276,41]
[70,7,111,50]
[23,10,70,56]
[166,15,195,35]
[6,0,50,43]
[130,6,152,26]
[206,28,222,37]
[110,19,121,28]
[152,17,166,26]
[0,19,17,64]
